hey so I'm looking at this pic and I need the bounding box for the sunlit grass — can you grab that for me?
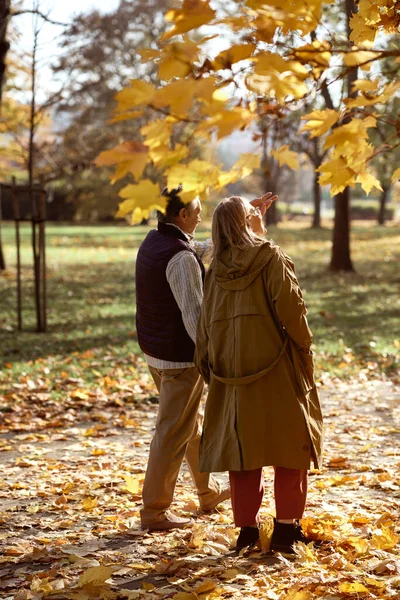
[0,221,399,386]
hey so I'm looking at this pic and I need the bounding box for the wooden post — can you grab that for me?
[11,176,22,331]
[31,183,42,332]
[39,177,46,332]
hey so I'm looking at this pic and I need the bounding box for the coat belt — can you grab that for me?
[210,337,289,386]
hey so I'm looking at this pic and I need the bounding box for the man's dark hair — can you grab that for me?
[159,184,188,222]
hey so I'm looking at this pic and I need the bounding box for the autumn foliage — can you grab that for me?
[95,0,400,223]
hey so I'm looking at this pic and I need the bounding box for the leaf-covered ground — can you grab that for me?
[0,359,399,600]
[0,222,399,599]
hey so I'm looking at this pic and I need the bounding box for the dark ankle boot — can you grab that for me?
[270,519,309,554]
[235,525,260,552]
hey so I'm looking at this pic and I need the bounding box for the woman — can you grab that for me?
[194,196,323,554]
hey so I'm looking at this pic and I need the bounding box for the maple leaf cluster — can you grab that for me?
[95,0,400,222]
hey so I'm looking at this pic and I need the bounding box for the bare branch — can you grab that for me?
[11,9,67,27]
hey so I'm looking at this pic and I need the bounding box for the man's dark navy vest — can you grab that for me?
[135,222,205,362]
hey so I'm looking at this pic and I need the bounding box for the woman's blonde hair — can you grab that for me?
[212,196,265,258]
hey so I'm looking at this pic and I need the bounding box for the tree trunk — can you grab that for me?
[329,0,357,271]
[265,194,279,225]
[377,185,389,225]
[312,171,321,228]
[329,188,354,271]
[0,241,5,270]
[0,185,5,270]
[29,5,43,332]
[0,0,10,105]
[263,173,280,225]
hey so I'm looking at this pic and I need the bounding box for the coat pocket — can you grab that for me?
[290,341,315,396]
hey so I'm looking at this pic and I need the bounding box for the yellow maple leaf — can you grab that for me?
[343,50,380,67]
[158,39,199,80]
[271,145,300,170]
[371,526,399,550]
[351,79,379,92]
[82,497,98,511]
[95,141,146,167]
[318,157,356,196]
[123,475,141,495]
[234,153,261,178]
[198,107,253,138]
[116,180,166,223]
[114,80,155,111]
[301,109,340,137]
[95,142,149,184]
[255,52,309,80]
[141,119,173,149]
[70,389,90,401]
[339,582,369,595]
[213,44,256,70]
[149,144,189,168]
[218,170,242,188]
[364,577,387,589]
[251,12,277,43]
[356,173,383,195]
[162,0,216,41]
[78,566,113,587]
[193,579,218,593]
[324,117,376,150]
[345,81,400,108]
[349,13,376,45]
[294,40,331,70]
[249,51,310,102]
[344,536,370,555]
[391,167,400,183]
[154,79,201,116]
[166,160,220,197]
[248,72,308,104]
[248,0,324,35]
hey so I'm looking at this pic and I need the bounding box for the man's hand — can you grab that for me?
[250,192,278,216]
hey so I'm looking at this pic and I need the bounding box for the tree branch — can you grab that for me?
[11,9,67,27]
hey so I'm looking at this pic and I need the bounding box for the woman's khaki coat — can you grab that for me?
[195,241,323,473]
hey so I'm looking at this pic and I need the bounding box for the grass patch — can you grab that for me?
[0,221,399,392]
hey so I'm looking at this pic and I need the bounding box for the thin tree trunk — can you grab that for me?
[0,184,5,270]
[377,185,388,225]
[329,0,357,271]
[0,0,10,105]
[261,122,279,226]
[29,6,42,332]
[330,188,354,271]
[0,238,5,270]
[312,171,321,228]
[265,189,278,225]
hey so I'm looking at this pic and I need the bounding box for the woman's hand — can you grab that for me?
[250,192,278,216]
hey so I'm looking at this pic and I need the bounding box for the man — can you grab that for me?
[136,185,276,531]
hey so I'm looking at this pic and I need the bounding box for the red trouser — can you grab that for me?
[229,467,308,527]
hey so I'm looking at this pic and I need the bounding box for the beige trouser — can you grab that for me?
[140,366,220,526]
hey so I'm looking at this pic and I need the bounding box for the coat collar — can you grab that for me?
[158,221,193,243]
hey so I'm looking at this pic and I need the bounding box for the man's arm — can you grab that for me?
[166,251,203,343]
[193,238,213,264]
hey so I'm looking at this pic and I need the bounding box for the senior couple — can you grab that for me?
[135,186,323,554]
